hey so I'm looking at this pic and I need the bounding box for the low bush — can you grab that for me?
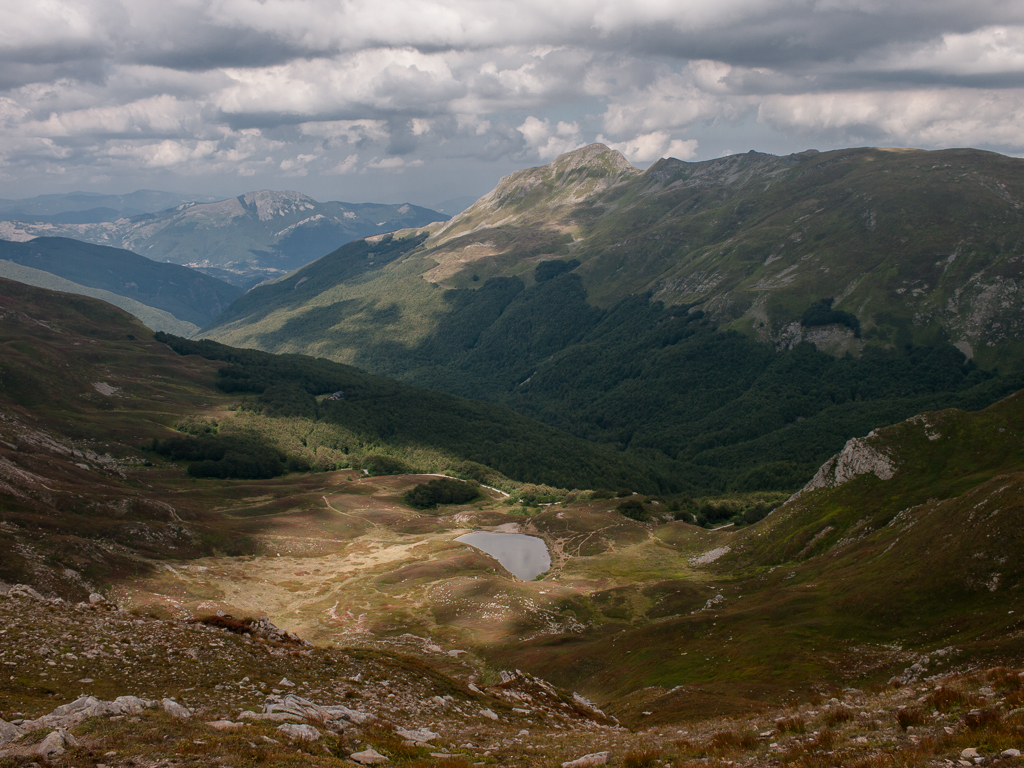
[405,478,480,509]
[622,747,662,768]
[617,497,650,521]
[895,707,926,730]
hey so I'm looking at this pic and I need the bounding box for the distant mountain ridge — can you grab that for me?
[0,190,220,220]
[0,237,241,329]
[0,190,449,286]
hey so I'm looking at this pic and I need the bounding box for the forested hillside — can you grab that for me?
[200,145,1024,492]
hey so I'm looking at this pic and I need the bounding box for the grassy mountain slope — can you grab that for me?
[202,239,1022,495]
[201,144,1024,493]
[486,390,1024,716]
[0,192,448,286]
[207,144,1024,366]
[0,259,199,335]
[3,276,1024,743]
[0,237,241,327]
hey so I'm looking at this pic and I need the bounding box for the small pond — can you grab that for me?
[455,531,551,581]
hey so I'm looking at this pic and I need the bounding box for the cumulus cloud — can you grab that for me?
[3,0,1024,200]
[596,132,699,163]
[517,116,585,160]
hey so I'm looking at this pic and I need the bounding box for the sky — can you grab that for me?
[3,0,1024,208]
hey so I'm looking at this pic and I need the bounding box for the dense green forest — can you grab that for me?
[155,333,658,491]
[334,264,1022,493]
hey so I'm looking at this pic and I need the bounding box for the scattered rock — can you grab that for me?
[1003,749,1022,758]
[962,748,980,759]
[350,746,389,764]
[396,726,439,743]
[88,593,106,604]
[35,729,77,761]
[22,696,157,731]
[480,708,499,721]
[207,720,245,730]
[8,584,45,601]
[0,719,24,744]
[279,677,296,687]
[162,698,191,719]
[277,723,320,741]
[562,751,610,768]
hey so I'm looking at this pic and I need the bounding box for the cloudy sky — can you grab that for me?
[3,0,1024,207]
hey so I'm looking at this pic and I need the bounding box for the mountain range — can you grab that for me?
[199,144,1024,493]
[0,191,448,286]
[0,189,221,221]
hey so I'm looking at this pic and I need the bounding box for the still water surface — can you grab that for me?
[455,531,551,581]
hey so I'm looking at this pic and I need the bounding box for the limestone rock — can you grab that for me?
[8,584,45,601]
[0,718,24,744]
[800,436,896,494]
[162,698,191,719]
[351,746,389,764]
[277,723,321,741]
[562,751,611,768]
[1003,749,1022,758]
[35,729,77,761]
[962,748,980,759]
[396,726,439,743]
[480,708,498,720]
[207,720,245,730]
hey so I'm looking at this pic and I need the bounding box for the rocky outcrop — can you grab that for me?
[799,434,896,494]
[22,696,157,731]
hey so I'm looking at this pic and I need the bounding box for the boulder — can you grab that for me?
[207,720,245,730]
[277,723,321,741]
[35,729,77,761]
[562,752,611,768]
[350,747,389,764]
[162,698,191,719]
[0,719,24,744]
[396,726,439,743]
[8,584,46,601]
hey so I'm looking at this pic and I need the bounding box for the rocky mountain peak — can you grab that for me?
[548,143,637,176]
[239,190,319,221]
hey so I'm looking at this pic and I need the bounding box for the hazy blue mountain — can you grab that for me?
[0,237,241,327]
[0,190,449,286]
[0,190,219,219]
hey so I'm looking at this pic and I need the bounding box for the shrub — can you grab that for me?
[710,731,757,752]
[925,686,969,712]
[362,454,412,476]
[823,705,854,726]
[895,707,926,730]
[964,708,1000,730]
[405,478,480,509]
[801,297,861,335]
[621,748,662,768]
[775,715,806,734]
[617,497,650,521]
